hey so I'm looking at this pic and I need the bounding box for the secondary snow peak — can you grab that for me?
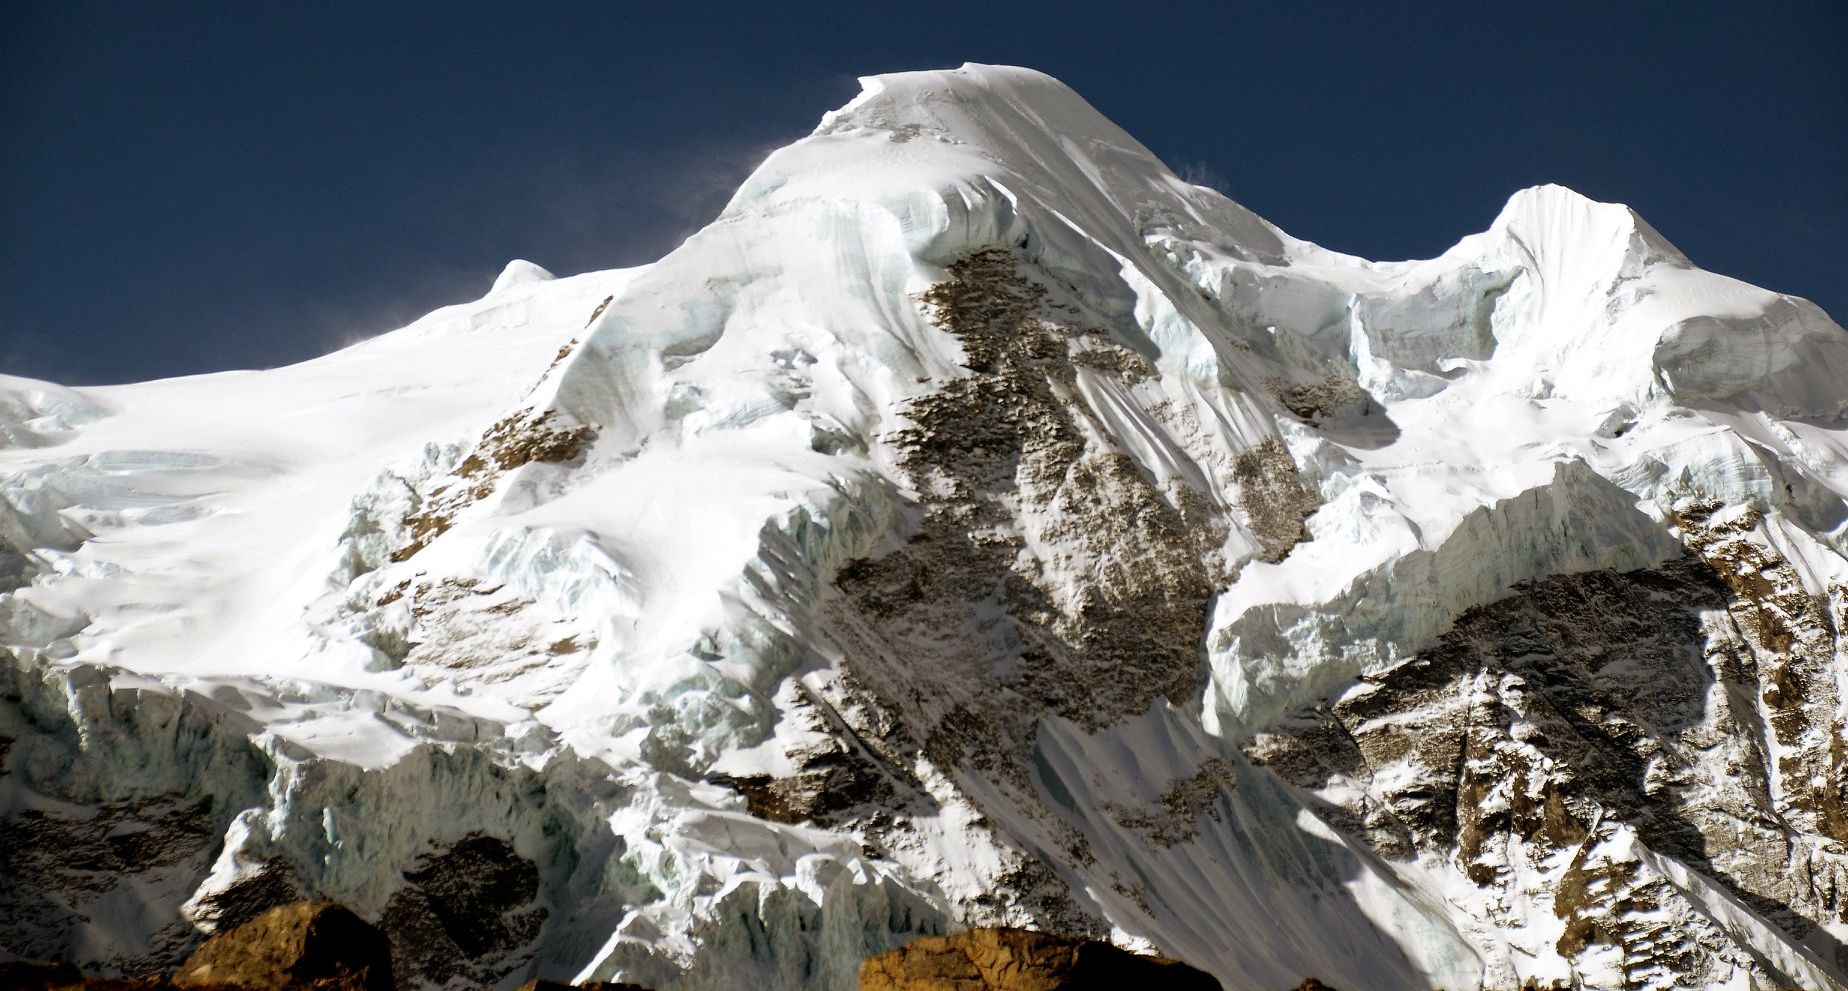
[489,259,558,296]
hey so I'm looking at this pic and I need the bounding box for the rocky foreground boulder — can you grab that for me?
[860,928,1223,991]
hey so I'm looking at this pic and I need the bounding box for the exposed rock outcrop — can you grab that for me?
[818,249,1245,931]
[171,901,394,991]
[859,928,1220,991]
[1246,544,1848,989]
[378,833,547,989]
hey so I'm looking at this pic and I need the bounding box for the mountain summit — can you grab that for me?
[5,64,1848,991]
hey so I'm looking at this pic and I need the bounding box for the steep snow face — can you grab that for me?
[5,63,1848,991]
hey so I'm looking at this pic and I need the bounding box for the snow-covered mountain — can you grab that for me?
[5,63,1848,991]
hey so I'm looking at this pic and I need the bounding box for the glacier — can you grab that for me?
[4,63,1848,990]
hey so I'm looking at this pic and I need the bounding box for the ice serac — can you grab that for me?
[4,62,1848,991]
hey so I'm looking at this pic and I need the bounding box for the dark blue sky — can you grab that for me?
[4,2,1843,385]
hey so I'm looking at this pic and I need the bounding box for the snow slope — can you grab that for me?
[5,64,1848,990]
